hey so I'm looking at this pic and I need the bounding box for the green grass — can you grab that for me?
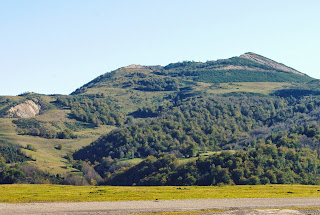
[194,82,292,95]
[119,158,144,166]
[1,184,320,203]
[116,151,230,167]
[14,124,114,174]
[84,86,174,113]
[177,151,235,165]
[0,109,115,174]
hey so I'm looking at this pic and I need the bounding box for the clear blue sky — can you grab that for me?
[1,0,319,96]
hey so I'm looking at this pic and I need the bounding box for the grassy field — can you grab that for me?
[0,109,115,174]
[85,86,174,113]
[1,184,320,203]
[194,82,292,95]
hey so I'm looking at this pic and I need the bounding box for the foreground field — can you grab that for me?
[2,184,320,203]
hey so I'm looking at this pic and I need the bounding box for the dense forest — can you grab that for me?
[74,95,320,161]
[56,96,124,127]
[72,92,320,185]
[106,144,319,186]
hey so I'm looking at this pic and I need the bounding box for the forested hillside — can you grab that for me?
[73,93,320,185]
[74,95,320,161]
[0,53,319,185]
[106,145,319,186]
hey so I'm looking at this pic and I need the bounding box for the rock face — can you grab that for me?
[7,100,41,118]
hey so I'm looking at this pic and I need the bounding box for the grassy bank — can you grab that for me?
[0,115,115,174]
[1,184,320,203]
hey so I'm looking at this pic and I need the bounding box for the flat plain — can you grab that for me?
[1,184,320,203]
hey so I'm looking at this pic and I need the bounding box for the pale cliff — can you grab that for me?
[6,100,41,118]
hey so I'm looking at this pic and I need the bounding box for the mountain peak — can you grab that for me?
[239,52,304,76]
[122,64,146,69]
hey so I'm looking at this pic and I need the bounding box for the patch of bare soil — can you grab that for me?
[1,198,320,215]
[212,208,320,215]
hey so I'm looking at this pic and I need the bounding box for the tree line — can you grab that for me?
[13,118,77,139]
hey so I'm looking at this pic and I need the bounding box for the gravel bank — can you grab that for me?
[1,197,320,215]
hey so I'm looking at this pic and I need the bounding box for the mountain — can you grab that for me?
[74,52,311,93]
[71,52,313,112]
[1,52,320,186]
[73,52,313,95]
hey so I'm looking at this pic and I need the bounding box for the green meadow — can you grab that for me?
[1,184,320,203]
[0,107,115,174]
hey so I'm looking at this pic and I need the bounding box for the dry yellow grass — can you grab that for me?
[1,184,320,203]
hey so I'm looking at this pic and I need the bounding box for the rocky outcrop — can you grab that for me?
[7,100,41,118]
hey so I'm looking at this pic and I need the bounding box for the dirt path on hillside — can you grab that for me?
[1,198,320,215]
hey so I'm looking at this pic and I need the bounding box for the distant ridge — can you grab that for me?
[71,52,314,95]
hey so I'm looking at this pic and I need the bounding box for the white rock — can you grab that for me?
[7,100,41,118]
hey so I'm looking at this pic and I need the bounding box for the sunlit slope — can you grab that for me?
[0,95,115,174]
[71,53,313,113]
